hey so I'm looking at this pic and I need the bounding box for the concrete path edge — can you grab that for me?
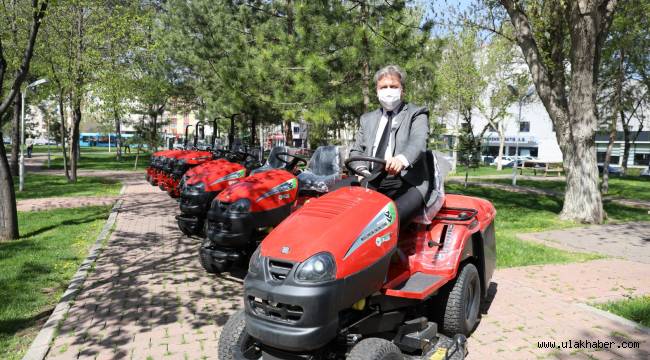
[575,303,650,335]
[21,199,124,360]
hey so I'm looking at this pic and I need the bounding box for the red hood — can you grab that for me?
[176,150,212,164]
[184,159,231,178]
[187,162,247,192]
[260,187,398,278]
[217,169,297,212]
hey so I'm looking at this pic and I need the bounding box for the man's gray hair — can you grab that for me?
[374,65,406,86]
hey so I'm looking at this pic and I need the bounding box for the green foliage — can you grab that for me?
[13,174,121,200]
[48,149,150,171]
[594,296,650,327]
[0,206,111,360]
[160,0,440,147]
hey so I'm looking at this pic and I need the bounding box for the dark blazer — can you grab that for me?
[349,102,432,204]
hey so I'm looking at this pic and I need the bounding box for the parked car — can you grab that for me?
[481,155,495,165]
[641,166,650,177]
[597,163,623,176]
[3,137,10,144]
[491,156,513,167]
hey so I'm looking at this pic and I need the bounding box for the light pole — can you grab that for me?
[508,84,535,186]
[19,78,48,192]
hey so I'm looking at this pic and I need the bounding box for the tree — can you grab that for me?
[435,29,486,175]
[0,0,49,240]
[491,0,618,223]
[598,0,649,191]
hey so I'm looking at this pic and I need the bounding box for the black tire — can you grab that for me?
[442,263,481,336]
[218,310,261,360]
[348,338,403,360]
[199,248,218,274]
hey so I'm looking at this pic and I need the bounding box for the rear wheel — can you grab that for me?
[348,338,403,360]
[218,310,261,360]
[442,263,481,336]
[199,248,218,274]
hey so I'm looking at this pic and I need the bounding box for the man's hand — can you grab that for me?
[385,156,406,175]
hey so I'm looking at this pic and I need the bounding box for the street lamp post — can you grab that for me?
[508,85,535,186]
[19,78,48,192]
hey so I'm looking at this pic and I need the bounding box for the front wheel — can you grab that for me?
[218,310,261,360]
[442,263,481,336]
[348,338,403,360]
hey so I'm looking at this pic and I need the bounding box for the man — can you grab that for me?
[349,65,429,225]
[26,137,34,158]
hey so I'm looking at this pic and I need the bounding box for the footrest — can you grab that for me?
[384,272,446,299]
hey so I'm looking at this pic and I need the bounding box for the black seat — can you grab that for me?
[413,150,446,224]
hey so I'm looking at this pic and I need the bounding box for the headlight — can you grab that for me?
[295,252,336,283]
[229,199,251,213]
[248,247,263,275]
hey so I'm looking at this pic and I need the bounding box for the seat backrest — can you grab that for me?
[413,150,448,224]
[307,145,341,176]
[265,146,289,169]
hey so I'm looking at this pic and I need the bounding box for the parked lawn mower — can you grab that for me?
[146,149,185,186]
[200,145,343,274]
[218,151,496,360]
[175,146,274,237]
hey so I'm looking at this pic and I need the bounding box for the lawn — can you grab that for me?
[14,174,122,200]
[484,177,650,201]
[47,149,150,171]
[594,296,650,327]
[451,165,510,177]
[0,206,111,360]
[446,183,649,268]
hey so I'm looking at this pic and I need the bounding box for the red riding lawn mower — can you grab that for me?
[219,151,496,360]
[199,145,344,274]
[159,122,218,198]
[147,123,196,189]
[175,146,285,237]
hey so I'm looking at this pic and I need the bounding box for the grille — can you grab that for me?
[268,259,294,281]
[248,296,303,323]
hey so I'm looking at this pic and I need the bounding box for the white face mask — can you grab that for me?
[377,88,401,111]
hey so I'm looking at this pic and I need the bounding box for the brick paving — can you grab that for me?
[46,180,243,360]
[17,196,119,212]
[42,177,649,360]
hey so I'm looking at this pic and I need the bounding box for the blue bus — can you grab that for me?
[79,132,135,147]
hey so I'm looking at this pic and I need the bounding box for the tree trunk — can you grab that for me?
[496,127,505,171]
[0,131,19,240]
[10,96,21,176]
[69,100,81,183]
[58,91,70,180]
[114,111,122,161]
[603,48,625,193]
[250,114,256,148]
[284,120,293,147]
[149,112,158,152]
[229,115,235,148]
[360,1,370,113]
[621,120,630,174]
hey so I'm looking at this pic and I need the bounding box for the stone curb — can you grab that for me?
[21,199,124,360]
[576,303,650,335]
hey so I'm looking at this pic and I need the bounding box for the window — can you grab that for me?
[634,153,650,166]
[293,126,300,133]
[597,152,620,164]
[520,122,530,132]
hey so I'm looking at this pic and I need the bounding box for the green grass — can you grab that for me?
[594,296,650,327]
[485,177,650,201]
[14,173,122,200]
[47,150,150,171]
[452,165,510,177]
[446,183,649,268]
[0,206,111,360]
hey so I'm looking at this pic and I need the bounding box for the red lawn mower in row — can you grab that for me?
[218,152,496,360]
[146,123,201,187]
[199,146,343,274]
[175,147,286,237]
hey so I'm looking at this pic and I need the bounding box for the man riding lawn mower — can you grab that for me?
[218,152,496,359]
[199,145,343,274]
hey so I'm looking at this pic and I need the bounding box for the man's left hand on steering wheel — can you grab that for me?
[385,157,406,175]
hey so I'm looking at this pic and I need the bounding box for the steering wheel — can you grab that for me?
[234,149,258,162]
[345,156,386,179]
[275,152,307,170]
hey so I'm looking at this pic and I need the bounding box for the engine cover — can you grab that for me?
[260,186,398,279]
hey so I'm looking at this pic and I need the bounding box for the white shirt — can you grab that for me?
[371,110,409,167]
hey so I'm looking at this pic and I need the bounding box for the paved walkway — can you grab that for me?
[520,222,650,264]
[40,178,649,360]
[17,196,120,212]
